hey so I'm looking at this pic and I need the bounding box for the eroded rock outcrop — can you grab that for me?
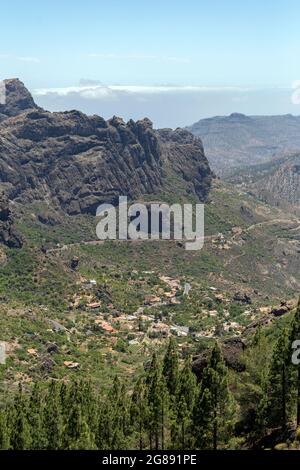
[0,78,39,119]
[192,337,246,378]
[0,193,22,248]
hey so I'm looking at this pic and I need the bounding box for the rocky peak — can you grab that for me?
[229,112,250,120]
[0,78,38,119]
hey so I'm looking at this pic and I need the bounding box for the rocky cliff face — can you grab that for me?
[0,79,212,217]
[0,78,39,119]
[0,193,22,248]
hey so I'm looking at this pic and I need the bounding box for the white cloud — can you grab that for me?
[32,82,293,129]
[110,85,248,94]
[34,84,118,102]
[34,84,249,100]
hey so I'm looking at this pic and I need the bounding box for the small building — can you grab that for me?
[87,302,101,309]
[27,348,38,356]
[64,361,80,369]
[170,325,189,337]
[95,320,115,333]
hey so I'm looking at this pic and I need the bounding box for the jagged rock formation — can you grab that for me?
[187,113,300,175]
[0,193,22,248]
[0,79,212,216]
[0,78,39,119]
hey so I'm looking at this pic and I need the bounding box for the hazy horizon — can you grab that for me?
[31,83,299,128]
[1,0,299,127]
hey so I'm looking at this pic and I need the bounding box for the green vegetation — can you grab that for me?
[0,182,300,450]
[2,308,300,451]
[0,340,236,450]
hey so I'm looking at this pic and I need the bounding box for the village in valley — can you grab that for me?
[0,181,299,385]
[1,219,298,385]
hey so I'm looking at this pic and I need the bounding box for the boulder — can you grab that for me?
[0,78,38,117]
[192,337,246,379]
[233,291,252,304]
[46,343,59,354]
[70,256,79,270]
[0,193,22,248]
[40,356,56,373]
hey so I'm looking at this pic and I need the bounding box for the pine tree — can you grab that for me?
[28,382,47,449]
[78,379,98,437]
[43,381,64,449]
[258,328,291,430]
[107,377,130,449]
[0,408,10,449]
[10,385,31,450]
[177,356,197,412]
[159,376,169,450]
[130,377,148,450]
[146,353,169,450]
[193,343,236,450]
[97,399,113,450]
[172,356,197,449]
[65,403,96,450]
[290,298,300,425]
[113,383,131,450]
[163,338,179,396]
[237,325,271,435]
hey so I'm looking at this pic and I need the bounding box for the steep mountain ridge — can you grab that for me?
[0,79,212,216]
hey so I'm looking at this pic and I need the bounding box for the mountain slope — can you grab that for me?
[228,153,300,216]
[187,113,300,175]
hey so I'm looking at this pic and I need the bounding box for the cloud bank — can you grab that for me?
[33,83,296,128]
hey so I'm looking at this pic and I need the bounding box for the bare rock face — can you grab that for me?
[70,257,79,270]
[192,337,246,378]
[0,193,22,248]
[0,78,39,119]
[233,291,252,304]
[0,79,213,217]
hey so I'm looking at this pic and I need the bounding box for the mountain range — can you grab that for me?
[187,112,300,175]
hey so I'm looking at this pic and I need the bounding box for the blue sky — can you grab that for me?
[0,0,299,126]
